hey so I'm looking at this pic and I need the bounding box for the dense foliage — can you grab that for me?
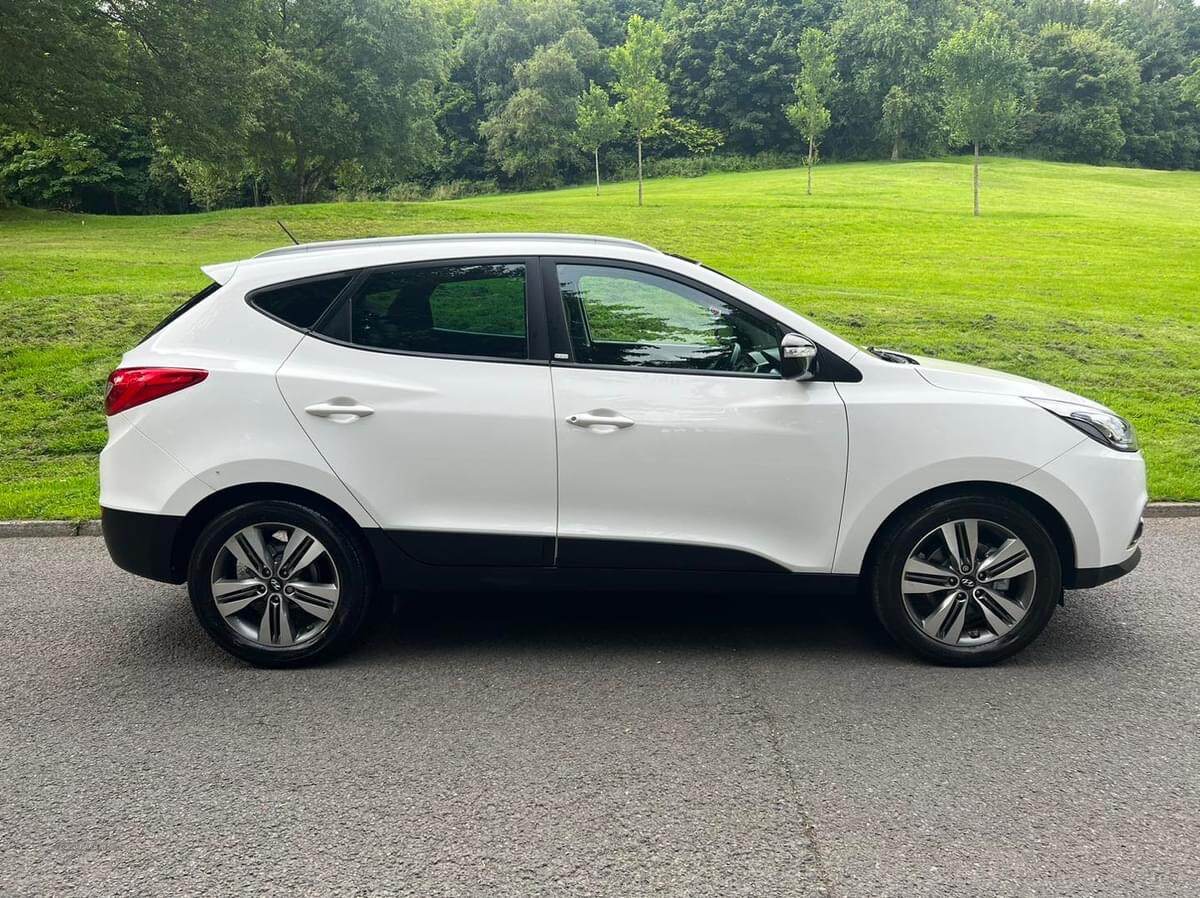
[3,0,1199,212]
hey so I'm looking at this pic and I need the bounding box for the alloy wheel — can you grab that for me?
[900,518,1037,647]
[209,523,341,648]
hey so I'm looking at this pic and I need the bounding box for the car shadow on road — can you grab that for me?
[342,586,909,665]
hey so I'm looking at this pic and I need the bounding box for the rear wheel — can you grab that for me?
[870,494,1062,665]
[187,500,373,666]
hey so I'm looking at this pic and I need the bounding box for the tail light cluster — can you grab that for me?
[105,367,208,416]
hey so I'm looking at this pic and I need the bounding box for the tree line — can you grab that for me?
[2,0,1199,215]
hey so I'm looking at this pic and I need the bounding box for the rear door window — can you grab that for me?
[329,262,528,360]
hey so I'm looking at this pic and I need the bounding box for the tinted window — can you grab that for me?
[345,263,527,359]
[250,275,353,329]
[557,264,782,375]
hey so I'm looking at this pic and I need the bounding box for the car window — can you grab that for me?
[556,264,782,375]
[344,263,527,360]
[250,275,353,329]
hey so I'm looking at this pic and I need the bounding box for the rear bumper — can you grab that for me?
[101,507,185,584]
[1065,546,1141,590]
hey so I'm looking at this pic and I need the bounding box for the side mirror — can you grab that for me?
[780,333,818,380]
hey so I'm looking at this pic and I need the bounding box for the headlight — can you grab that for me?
[1026,397,1138,452]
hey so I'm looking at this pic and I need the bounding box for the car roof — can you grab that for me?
[201,233,663,286]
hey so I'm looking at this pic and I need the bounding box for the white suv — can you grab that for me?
[100,233,1146,666]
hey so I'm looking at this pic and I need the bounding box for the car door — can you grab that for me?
[276,258,557,565]
[545,258,849,572]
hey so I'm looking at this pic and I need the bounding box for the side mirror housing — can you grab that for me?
[780,333,818,380]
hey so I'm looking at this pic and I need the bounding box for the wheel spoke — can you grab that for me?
[978,538,1035,582]
[212,579,262,616]
[277,600,294,646]
[288,582,338,621]
[921,592,967,644]
[940,520,978,571]
[257,599,295,647]
[942,596,968,644]
[973,588,1021,638]
[279,528,325,576]
[903,557,958,593]
[226,525,271,575]
[979,585,1027,629]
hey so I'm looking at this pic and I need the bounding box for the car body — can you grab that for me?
[100,233,1146,665]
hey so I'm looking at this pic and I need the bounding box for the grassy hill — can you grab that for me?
[1,155,1198,519]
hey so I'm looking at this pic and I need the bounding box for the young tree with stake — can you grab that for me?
[611,14,668,206]
[576,84,624,195]
[786,28,837,196]
[933,13,1028,216]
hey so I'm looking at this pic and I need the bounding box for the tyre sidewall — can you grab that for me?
[187,500,372,667]
[872,496,1062,666]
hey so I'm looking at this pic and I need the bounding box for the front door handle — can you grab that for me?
[566,411,634,430]
[305,399,374,422]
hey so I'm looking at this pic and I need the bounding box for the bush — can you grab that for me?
[612,151,807,181]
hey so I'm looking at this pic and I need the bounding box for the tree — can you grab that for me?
[881,85,914,160]
[932,13,1029,216]
[575,84,624,194]
[831,0,948,160]
[786,28,837,196]
[1186,58,1200,107]
[442,0,595,179]
[1028,25,1138,164]
[611,14,669,206]
[664,0,816,154]
[244,0,448,203]
[0,0,135,135]
[480,31,597,186]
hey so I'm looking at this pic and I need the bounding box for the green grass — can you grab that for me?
[2,155,1198,519]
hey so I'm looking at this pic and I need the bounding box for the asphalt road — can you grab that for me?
[1,520,1197,898]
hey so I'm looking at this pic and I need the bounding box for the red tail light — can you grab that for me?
[105,367,208,416]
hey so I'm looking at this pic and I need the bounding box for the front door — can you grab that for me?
[546,260,848,572]
[276,259,557,565]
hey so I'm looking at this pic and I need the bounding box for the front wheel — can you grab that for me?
[869,494,1062,666]
[187,500,374,667]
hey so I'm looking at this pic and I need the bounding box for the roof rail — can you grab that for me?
[254,232,658,260]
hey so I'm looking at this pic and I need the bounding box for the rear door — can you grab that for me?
[545,259,849,572]
[276,258,557,565]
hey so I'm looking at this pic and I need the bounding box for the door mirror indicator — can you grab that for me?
[780,333,818,380]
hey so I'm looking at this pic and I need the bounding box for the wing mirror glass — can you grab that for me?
[780,333,818,380]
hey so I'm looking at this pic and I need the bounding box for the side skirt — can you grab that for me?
[366,529,858,596]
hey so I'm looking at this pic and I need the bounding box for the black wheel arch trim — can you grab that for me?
[1064,546,1141,589]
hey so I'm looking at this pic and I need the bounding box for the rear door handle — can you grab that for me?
[305,400,374,422]
[566,411,634,430]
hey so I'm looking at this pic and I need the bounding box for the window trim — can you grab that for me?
[309,255,550,366]
[541,256,862,382]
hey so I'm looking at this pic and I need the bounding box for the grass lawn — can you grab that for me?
[1,155,1198,519]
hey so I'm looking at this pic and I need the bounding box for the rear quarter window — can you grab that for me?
[248,274,355,330]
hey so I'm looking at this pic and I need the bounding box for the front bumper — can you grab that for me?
[1064,545,1141,589]
[101,507,185,584]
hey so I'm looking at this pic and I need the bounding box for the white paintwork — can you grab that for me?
[104,283,376,525]
[1017,437,1146,568]
[100,233,1148,583]
[551,367,847,570]
[276,339,557,538]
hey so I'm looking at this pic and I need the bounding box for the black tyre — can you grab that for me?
[869,494,1062,666]
[187,500,374,667]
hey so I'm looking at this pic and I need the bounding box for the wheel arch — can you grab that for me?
[171,482,381,585]
[857,481,1077,581]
